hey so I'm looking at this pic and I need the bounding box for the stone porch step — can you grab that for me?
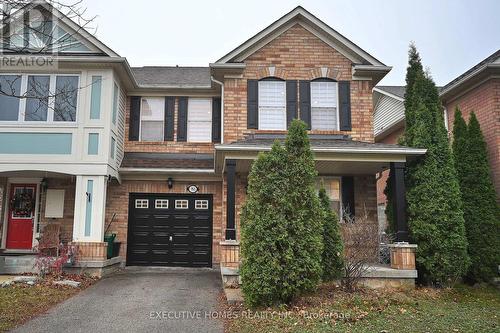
[0,255,38,274]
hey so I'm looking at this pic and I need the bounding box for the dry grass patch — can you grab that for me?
[0,274,97,332]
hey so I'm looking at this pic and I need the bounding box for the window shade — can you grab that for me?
[187,98,212,142]
[140,97,164,141]
[258,81,286,130]
[311,81,338,130]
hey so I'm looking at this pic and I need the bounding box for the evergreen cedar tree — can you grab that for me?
[240,120,323,307]
[453,109,500,283]
[319,187,344,280]
[386,44,470,285]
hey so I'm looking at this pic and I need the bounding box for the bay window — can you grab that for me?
[187,98,212,142]
[258,80,286,130]
[311,80,339,130]
[0,74,79,123]
[140,97,164,142]
[0,75,22,121]
[25,75,50,121]
[54,76,79,121]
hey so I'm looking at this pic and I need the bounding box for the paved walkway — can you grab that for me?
[12,267,224,333]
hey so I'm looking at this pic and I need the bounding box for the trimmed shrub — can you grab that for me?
[318,187,344,280]
[390,44,470,285]
[453,110,500,282]
[240,120,323,307]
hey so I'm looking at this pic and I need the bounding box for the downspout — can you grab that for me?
[211,76,224,144]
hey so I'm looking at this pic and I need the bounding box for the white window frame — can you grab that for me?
[195,200,209,210]
[155,199,169,209]
[175,199,189,209]
[310,80,340,131]
[0,73,80,125]
[187,98,212,142]
[258,80,287,130]
[139,97,165,142]
[135,199,149,209]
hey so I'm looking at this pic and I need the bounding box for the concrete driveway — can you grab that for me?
[12,268,224,333]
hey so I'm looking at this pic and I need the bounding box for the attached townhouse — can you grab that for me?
[374,50,500,224]
[0,2,425,279]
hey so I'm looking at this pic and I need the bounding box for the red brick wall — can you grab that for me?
[223,24,375,144]
[445,79,500,200]
[124,97,215,154]
[375,126,405,205]
[105,180,223,264]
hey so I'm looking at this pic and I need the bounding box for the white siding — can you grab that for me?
[373,94,405,137]
[115,86,126,169]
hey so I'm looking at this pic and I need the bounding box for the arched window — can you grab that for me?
[310,78,339,130]
[258,77,286,130]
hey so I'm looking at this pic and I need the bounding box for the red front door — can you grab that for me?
[6,184,36,249]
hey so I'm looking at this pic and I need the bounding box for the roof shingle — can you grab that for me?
[131,67,211,87]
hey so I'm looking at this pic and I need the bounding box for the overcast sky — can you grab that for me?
[82,0,500,86]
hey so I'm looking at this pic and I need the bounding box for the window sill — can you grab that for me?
[0,122,79,128]
[131,141,215,145]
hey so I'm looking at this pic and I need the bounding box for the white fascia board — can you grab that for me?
[209,63,246,69]
[372,87,405,102]
[0,163,110,175]
[439,63,500,97]
[120,168,215,174]
[353,65,392,76]
[215,145,427,156]
[135,84,213,90]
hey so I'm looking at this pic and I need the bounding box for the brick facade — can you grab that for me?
[105,180,223,264]
[124,97,216,154]
[223,24,375,144]
[111,24,381,266]
[376,126,404,205]
[38,178,76,244]
[445,79,500,200]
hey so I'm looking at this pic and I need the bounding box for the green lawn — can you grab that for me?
[224,284,500,333]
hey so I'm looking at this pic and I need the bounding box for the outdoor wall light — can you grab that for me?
[167,177,173,189]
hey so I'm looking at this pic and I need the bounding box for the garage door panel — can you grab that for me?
[127,193,212,267]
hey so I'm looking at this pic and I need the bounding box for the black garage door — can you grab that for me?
[126,193,212,267]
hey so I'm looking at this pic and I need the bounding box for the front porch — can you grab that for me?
[0,171,122,276]
[215,134,425,288]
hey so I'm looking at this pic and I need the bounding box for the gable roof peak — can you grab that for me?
[215,6,386,67]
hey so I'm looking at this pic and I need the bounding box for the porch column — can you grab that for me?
[72,175,108,242]
[390,162,408,242]
[225,159,237,240]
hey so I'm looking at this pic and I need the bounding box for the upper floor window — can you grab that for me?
[310,80,339,130]
[140,97,164,141]
[187,98,212,142]
[258,80,286,130]
[0,74,79,122]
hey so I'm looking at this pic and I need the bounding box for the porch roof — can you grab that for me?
[214,134,426,174]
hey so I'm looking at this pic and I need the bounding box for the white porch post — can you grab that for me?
[72,175,107,242]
